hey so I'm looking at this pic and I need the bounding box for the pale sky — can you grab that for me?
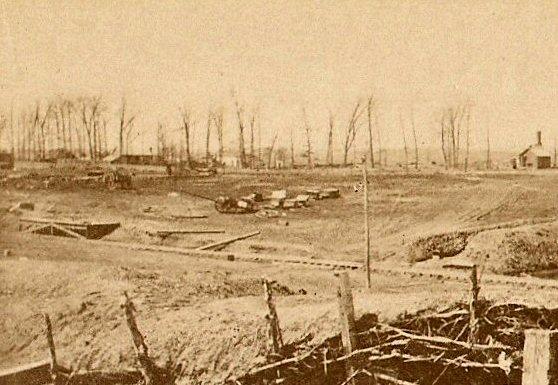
[1,0,558,155]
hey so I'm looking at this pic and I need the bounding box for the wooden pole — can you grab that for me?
[43,313,58,384]
[522,329,558,385]
[262,278,283,356]
[362,159,371,289]
[335,271,357,385]
[196,231,261,251]
[468,264,479,346]
[121,291,155,385]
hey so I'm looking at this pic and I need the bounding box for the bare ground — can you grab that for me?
[3,170,558,383]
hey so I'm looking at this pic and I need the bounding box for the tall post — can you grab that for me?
[468,264,479,346]
[263,278,283,356]
[523,329,558,385]
[43,313,58,383]
[362,159,371,289]
[121,291,155,385]
[335,271,357,385]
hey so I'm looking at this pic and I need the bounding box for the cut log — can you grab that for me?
[196,231,261,251]
[155,229,224,235]
[169,214,207,219]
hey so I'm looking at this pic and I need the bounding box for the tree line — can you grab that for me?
[0,94,480,170]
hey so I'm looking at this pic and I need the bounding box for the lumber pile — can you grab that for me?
[230,299,558,385]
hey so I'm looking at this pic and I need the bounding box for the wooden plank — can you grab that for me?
[196,231,261,251]
[522,329,558,385]
[335,271,358,385]
[156,229,225,235]
[23,224,51,234]
[50,223,87,239]
[169,214,207,219]
[43,314,57,383]
[19,217,119,229]
[468,264,479,346]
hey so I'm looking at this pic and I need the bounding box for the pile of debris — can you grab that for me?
[214,188,340,215]
[232,299,558,385]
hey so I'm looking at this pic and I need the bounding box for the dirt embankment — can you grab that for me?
[408,220,558,276]
[462,222,558,275]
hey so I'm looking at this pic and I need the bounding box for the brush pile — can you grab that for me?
[231,301,558,385]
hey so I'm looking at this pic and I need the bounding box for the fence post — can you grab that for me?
[262,278,283,356]
[335,271,357,384]
[522,329,558,385]
[121,291,155,385]
[468,264,479,346]
[43,313,58,384]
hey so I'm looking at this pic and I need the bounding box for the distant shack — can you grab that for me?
[516,131,552,169]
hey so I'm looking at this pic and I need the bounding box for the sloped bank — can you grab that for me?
[407,218,556,269]
[461,222,558,275]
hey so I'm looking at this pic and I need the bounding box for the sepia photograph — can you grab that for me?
[1,1,558,384]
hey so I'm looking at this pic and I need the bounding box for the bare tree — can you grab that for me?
[343,100,364,166]
[399,111,409,172]
[410,107,418,170]
[119,98,135,157]
[464,104,471,172]
[234,102,247,168]
[440,111,448,169]
[325,111,334,166]
[440,104,469,170]
[180,107,194,168]
[205,111,212,166]
[249,112,256,168]
[366,96,375,168]
[267,131,278,169]
[290,129,295,168]
[376,112,382,168]
[79,96,103,161]
[486,125,491,170]
[211,108,224,163]
[302,107,313,168]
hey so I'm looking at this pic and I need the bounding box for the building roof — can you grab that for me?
[519,145,551,158]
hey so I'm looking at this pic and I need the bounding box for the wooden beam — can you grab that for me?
[335,271,358,385]
[155,229,225,235]
[196,231,261,251]
[523,329,558,385]
[43,313,57,383]
[169,214,207,219]
[50,223,87,239]
[23,224,51,234]
[263,278,283,355]
[121,291,155,385]
[468,264,479,346]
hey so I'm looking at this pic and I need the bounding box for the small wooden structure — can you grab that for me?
[19,217,120,239]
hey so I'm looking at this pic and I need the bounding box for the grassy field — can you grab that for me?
[3,168,558,383]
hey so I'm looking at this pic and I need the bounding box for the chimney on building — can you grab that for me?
[537,131,542,146]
